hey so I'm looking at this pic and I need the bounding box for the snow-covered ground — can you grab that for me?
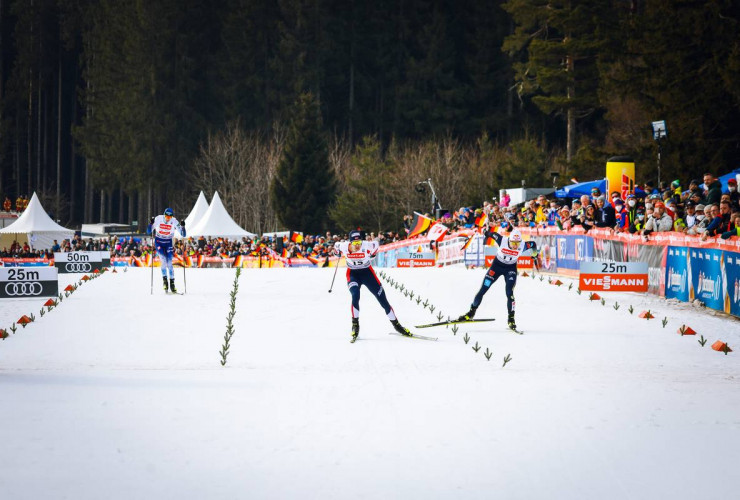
[1,266,738,500]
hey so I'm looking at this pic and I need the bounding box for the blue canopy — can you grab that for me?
[555,179,606,199]
[698,168,740,191]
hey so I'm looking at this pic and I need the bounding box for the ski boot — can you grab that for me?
[169,279,177,293]
[457,305,477,322]
[507,312,517,331]
[162,276,169,292]
[350,318,359,343]
[391,319,412,337]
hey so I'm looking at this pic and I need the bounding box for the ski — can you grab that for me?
[415,318,495,329]
[389,332,438,341]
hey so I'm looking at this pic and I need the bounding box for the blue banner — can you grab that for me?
[665,246,689,302]
[689,248,724,311]
[555,234,593,270]
[724,250,740,317]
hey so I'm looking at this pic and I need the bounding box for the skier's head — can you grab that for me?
[509,229,523,249]
[349,230,364,251]
[164,207,174,220]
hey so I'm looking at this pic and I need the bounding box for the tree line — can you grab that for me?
[0,0,738,233]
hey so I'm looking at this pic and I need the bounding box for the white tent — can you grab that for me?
[0,192,74,250]
[187,191,256,239]
[184,191,209,229]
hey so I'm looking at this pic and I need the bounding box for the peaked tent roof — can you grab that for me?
[0,192,75,249]
[184,191,209,228]
[0,192,74,234]
[187,191,256,239]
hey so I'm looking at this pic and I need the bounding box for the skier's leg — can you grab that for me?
[505,269,518,327]
[363,268,396,321]
[347,269,361,319]
[471,267,501,308]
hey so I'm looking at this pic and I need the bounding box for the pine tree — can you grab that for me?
[503,0,613,167]
[330,135,398,232]
[271,92,336,233]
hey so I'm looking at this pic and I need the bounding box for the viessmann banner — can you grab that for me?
[54,251,111,273]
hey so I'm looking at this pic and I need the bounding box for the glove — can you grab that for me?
[181,220,185,228]
[150,217,155,225]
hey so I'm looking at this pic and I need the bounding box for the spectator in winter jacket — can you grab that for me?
[557,206,573,230]
[642,201,674,236]
[720,213,740,239]
[702,202,732,239]
[702,173,723,205]
[581,205,597,232]
[728,179,739,211]
[682,202,700,232]
[614,199,628,231]
[595,196,616,228]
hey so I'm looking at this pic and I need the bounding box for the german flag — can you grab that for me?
[306,253,320,265]
[484,235,496,246]
[290,231,303,243]
[407,212,432,238]
[474,213,487,228]
[184,254,193,267]
[219,252,229,260]
[281,248,289,258]
[197,254,205,268]
[233,254,244,268]
[461,234,476,251]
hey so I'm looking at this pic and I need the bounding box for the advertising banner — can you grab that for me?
[397,249,436,268]
[664,246,690,302]
[54,251,110,273]
[724,251,740,317]
[689,248,724,311]
[579,261,649,292]
[0,267,58,299]
[555,234,593,271]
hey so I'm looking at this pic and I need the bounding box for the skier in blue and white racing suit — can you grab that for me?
[456,225,539,331]
[334,230,411,342]
[149,208,186,293]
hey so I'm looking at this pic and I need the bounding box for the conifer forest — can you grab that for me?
[0,0,738,233]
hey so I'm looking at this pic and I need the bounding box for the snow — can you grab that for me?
[1,266,739,499]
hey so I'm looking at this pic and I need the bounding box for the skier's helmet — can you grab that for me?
[349,230,363,241]
[164,207,174,217]
[509,230,523,249]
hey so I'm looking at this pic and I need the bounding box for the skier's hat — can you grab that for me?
[349,230,364,241]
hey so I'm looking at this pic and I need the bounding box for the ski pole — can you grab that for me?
[328,258,339,293]
[183,253,187,294]
[150,246,154,295]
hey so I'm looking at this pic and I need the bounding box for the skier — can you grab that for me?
[334,229,411,342]
[149,208,186,293]
[456,225,539,332]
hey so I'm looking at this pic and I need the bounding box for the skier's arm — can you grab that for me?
[522,240,538,257]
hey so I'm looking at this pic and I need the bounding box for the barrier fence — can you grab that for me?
[2,229,738,318]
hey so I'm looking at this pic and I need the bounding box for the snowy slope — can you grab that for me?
[1,266,738,500]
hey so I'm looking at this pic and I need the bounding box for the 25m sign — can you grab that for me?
[0,267,59,299]
[579,261,648,292]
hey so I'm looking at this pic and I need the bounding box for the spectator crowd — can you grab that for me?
[405,173,740,241]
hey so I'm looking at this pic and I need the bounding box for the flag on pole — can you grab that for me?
[289,231,303,243]
[427,222,449,242]
[407,212,432,238]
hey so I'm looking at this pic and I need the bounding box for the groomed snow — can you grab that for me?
[1,266,738,500]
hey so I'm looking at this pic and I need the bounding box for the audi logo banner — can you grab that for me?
[54,251,111,274]
[0,267,58,299]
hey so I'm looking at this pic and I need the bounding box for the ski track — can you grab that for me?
[1,266,738,500]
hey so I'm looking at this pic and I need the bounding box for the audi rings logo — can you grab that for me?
[65,262,92,273]
[4,282,44,296]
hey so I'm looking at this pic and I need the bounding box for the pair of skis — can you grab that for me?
[414,317,524,335]
[354,318,521,343]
